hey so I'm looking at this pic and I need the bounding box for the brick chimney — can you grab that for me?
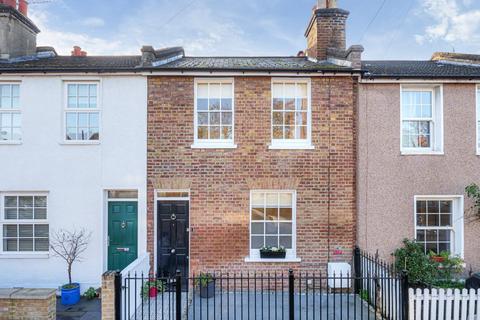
[0,0,39,59]
[304,0,363,68]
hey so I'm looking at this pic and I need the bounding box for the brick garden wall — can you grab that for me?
[147,76,357,274]
[0,288,56,320]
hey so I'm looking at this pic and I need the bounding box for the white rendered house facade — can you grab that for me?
[0,73,147,289]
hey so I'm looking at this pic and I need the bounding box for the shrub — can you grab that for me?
[393,239,464,288]
[393,239,438,285]
[465,183,480,217]
[83,287,98,300]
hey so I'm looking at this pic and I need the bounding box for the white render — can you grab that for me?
[0,75,147,290]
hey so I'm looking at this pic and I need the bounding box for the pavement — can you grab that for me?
[56,297,101,320]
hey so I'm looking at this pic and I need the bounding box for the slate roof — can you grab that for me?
[0,55,143,73]
[0,55,358,73]
[362,60,480,79]
[150,56,354,72]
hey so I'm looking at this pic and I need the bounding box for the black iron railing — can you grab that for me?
[118,248,409,320]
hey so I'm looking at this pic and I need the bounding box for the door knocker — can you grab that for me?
[171,214,177,221]
[121,221,127,229]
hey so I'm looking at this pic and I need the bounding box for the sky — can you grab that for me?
[27,0,480,60]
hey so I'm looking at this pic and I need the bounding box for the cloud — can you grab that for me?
[81,17,105,28]
[415,0,480,45]
[28,0,302,57]
[30,10,138,55]
[118,0,262,56]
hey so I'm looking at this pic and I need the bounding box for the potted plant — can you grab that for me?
[195,273,215,299]
[260,246,287,259]
[431,255,446,263]
[50,228,91,306]
[141,280,165,299]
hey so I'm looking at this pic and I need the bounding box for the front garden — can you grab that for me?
[393,239,467,289]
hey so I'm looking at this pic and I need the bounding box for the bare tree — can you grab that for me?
[50,228,92,286]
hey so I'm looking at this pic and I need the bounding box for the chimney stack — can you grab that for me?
[304,0,363,68]
[0,0,39,59]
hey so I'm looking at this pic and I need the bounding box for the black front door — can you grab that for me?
[157,201,189,279]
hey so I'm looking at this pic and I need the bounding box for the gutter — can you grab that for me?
[0,67,366,76]
[360,76,480,83]
[138,68,365,76]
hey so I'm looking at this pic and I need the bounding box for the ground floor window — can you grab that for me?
[1,194,49,253]
[414,196,463,257]
[250,190,296,259]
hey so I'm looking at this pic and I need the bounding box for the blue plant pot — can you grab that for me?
[61,283,80,305]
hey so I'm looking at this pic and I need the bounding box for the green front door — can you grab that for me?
[108,201,138,271]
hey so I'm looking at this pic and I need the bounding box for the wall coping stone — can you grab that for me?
[0,288,56,300]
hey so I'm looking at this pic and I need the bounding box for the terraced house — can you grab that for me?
[358,55,480,271]
[0,1,149,289]
[144,0,363,278]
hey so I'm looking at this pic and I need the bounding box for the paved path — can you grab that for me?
[188,292,371,320]
[56,297,101,320]
[134,292,373,320]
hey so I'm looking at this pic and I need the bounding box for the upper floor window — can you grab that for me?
[271,79,312,149]
[1,194,49,253]
[414,196,463,257]
[0,84,21,142]
[65,83,100,142]
[401,86,443,154]
[193,79,235,148]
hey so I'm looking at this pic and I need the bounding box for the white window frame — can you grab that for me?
[413,195,464,258]
[0,192,49,257]
[269,78,313,150]
[400,85,444,155]
[246,190,300,263]
[192,78,236,149]
[0,82,21,144]
[63,81,101,145]
[476,85,480,155]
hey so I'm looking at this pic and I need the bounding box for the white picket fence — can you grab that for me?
[409,288,480,320]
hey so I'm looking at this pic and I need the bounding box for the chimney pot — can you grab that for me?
[317,0,337,9]
[71,46,87,57]
[18,0,28,16]
[2,0,17,9]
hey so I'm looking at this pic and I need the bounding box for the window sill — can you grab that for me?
[269,144,314,150]
[0,141,22,145]
[191,143,237,149]
[0,253,49,259]
[60,141,101,146]
[245,257,301,263]
[401,150,444,156]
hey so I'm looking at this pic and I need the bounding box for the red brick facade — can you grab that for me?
[147,75,357,273]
